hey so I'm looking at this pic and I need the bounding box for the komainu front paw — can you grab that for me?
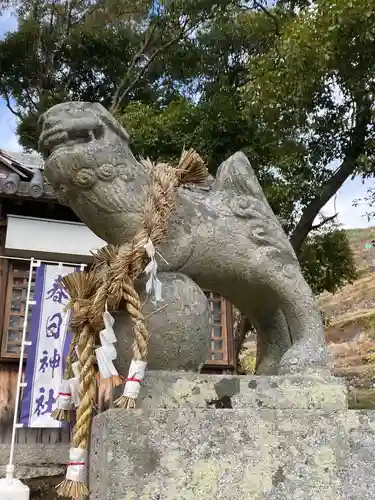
[278,340,332,377]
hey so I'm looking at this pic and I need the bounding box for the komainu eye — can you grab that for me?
[117,164,135,182]
[74,168,96,188]
[97,164,115,180]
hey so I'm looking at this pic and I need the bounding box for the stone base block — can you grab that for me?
[90,374,369,499]
[131,371,348,411]
[90,408,375,500]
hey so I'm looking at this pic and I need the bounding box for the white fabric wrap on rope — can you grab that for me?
[69,361,81,407]
[123,359,147,399]
[95,308,119,380]
[71,360,80,379]
[57,379,73,411]
[143,238,162,302]
[66,447,87,483]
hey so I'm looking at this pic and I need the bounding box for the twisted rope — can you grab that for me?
[111,165,179,407]
[57,148,208,497]
[72,324,96,449]
[56,274,98,500]
[50,327,78,422]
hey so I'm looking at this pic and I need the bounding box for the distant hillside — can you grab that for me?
[318,227,375,408]
[239,226,375,409]
[319,226,375,321]
[346,227,375,274]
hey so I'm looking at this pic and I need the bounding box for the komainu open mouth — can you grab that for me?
[39,123,104,159]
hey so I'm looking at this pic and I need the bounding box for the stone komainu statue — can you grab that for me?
[38,101,331,376]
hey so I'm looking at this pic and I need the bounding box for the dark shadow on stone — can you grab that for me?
[206,395,233,409]
[272,467,285,486]
[214,378,241,399]
[248,379,258,389]
[25,475,64,500]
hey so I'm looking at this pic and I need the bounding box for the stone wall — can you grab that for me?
[90,372,374,500]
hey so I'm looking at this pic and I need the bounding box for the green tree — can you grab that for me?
[241,0,375,254]
[1,0,362,368]
[0,0,237,149]
[299,228,357,296]
[0,0,360,297]
[121,0,375,257]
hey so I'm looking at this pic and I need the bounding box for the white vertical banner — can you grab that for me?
[21,263,76,428]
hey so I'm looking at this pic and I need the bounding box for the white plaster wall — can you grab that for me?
[5,215,106,263]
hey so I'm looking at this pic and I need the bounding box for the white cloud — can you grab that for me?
[318,176,375,229]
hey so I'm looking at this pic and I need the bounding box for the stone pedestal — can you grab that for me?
[90,372,375,500]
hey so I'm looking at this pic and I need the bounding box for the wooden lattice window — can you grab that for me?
[204,292,234,367]
[1,260,35,358]
[0,262,235,365]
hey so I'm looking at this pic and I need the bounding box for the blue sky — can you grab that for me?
[0,10,374,229]
[0,11,19,151]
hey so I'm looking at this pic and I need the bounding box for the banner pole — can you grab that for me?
[0,258,35,497]
[8,257,35,470]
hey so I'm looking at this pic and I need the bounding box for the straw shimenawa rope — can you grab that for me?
[109,148,208,408]
[57,148,208,498]
[51,326,78,422]
[56,271,98,500]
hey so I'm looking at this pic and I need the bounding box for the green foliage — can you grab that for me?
[120,92,256,174]
[238,351,256,375]
[0,0,238,148]
[299,229,357,295]
[363,314,375,341]
[120,99,201,164]
[348,389,375,410]
[241,0,375,250]
[0,0,17,13]
[0,0,367,296]
[366,352,375,364]
[321,311,332,328]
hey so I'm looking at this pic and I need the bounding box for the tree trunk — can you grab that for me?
[290,98,371,256]
[234,98,370,364]
[289,157,357,255]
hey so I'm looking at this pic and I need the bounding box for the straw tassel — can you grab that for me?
[51,326,79,422]
[115,359,147,409]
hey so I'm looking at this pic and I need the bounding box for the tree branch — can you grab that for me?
[252,0,280,35]
[110,20,159,113]
[290,96,372,255]
[22,88,39,113]
[311,213,338,231]
[0,88,23,119]
[110,19,191,114]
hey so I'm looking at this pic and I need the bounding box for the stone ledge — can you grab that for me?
[0,444,69,467]
[132,371,348,410]
[90,408,375,500]
[0,444,69,481]
[0,465,65,480]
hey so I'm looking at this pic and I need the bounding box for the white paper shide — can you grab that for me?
[143,238,163,302]
[123,359,147,399]
[95,306,120,381]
